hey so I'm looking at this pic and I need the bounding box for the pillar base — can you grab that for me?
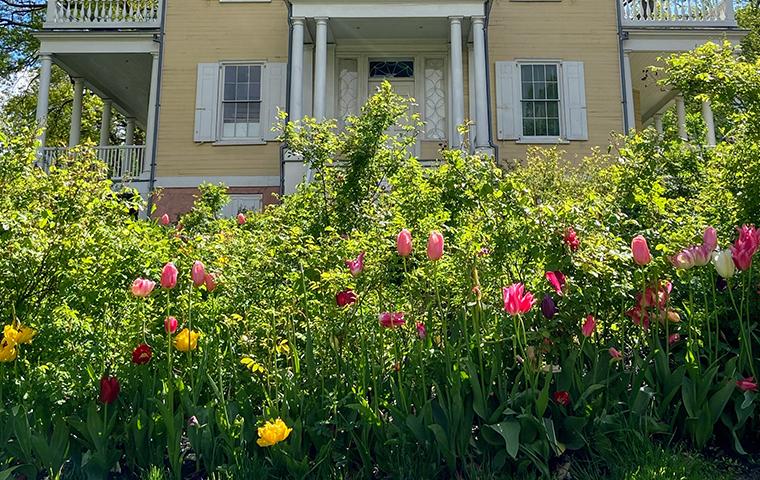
[283,153,306,195]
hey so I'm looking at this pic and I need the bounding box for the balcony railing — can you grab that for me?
[38,145,147,180]
[44,0,161,28]
[621,0,736,27]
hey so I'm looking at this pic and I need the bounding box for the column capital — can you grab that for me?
[291,16,305,25]
[471,15,485,24]
[314,16,329,23]
[39,53,52,61]
[72,76,84,83]
[103,98,113,105]
[448,16,464,23]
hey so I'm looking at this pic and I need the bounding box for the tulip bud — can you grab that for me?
[99,376,120,404]
[165,316,178,334]
[541,295,557,319]
[702,226,718,252]
[396,229,413,257]
[191,261,206,288]
[427,231,444,261]
[416,322,427,340]
[237,213,246,225]
[668,333,681,345]
[608,347,622,360]
[161,262,179,289]
[204,272,218,292]
[582,315,596,337]
[160,213,170,226]
[631,235,652,266]
[188,416,200,428]
[713,250,735,279]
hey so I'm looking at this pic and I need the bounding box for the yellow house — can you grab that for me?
[34,0,744,219]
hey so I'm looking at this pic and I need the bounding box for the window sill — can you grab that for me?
[212,139,268,146]
[515,137,570,145]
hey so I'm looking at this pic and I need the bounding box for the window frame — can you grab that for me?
[217,61,265,143]
[517,61,565,143]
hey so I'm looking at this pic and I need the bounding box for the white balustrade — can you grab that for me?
[45,0,160,28]
[38,145,147,180]
[620,0,735,27]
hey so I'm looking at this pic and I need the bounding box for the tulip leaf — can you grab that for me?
[488,419,521,459]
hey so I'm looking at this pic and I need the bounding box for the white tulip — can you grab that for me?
[713,249,735,279]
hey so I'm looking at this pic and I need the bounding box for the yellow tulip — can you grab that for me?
[0,340,17,363]
[2,325,19,347]
[174,329,199,352]
[256,418,292,447]
[15,326,36,344]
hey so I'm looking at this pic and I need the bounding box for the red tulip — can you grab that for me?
[397,229,413,257]
[427,231,444,261]
[132,343,152,365]
[502,283,535,316]
[563,227,580,252]
[582,315,596,337]
[730,225,760,271]
[379,312,405,329]
[336,289,357,308]
[668,333,681,345]
[545,271,566,296]
[416,322,427,340]
[164,316,178,334]
[99,376,120,404]
[626,304,650,330]
[736,377,758,392]
[631,235,652,266]
[161,262,178,289]
[191,261,206,288]
[237,213,246,225]
[130,278,156,298]
[204,272,218,292]
[345,252,365,277]
[160,213,170,226]
[553,391,570,406]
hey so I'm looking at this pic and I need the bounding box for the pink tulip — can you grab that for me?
[730,225,760,271]
[237,213,246,225]
[345,252,365,277]
[130,278,156,297]
[631,235,652,266]
[336,289,357,308]
[191,261,206,288]
[427,231,444,261]
[582,315,596,337]
[164,316,178,334]
[545,271,566,296]
[379,312,405,328]
[736,377,758,392]
[161,262,178,289]
[204,272,218,292]
[564,227,580,252]
[702,226,718,252]
[668,333,681,345]
[397,229,413,257]
[609,347,622,360]
[502,283,535,316]
[416,322,427,340]
[160,213,170,226]
[670,246,711,270]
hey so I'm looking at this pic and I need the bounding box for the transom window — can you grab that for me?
[520,64,560,137]
[369,60,414,79]
[222,64,262,139]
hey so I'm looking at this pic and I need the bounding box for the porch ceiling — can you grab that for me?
[54,53,152,125]
[323,17,455,42]
[629,52,673,123]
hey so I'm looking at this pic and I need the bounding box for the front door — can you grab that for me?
[368,60,419,155]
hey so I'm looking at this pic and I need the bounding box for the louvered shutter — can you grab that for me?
[495,61,522,140]
[561,61,588,141]
[193,63,220,142]
[262,62,287,141]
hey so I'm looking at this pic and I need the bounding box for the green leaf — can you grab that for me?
[488,419,521,459]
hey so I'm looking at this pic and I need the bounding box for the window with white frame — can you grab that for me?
[520,63,561,137]
[221,194,263,217]
[221,64,263,140]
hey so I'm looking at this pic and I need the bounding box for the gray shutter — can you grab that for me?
[194,63,220,142]
[495,61,522,140]
[561,61,588,141]
[262,62,287,141]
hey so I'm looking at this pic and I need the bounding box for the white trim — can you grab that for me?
[516,60,564,141]
[292,1,484,18]
[155,176,281,188]
[623,30,746,52]
[217,61,266,143]
[36,32,158,55]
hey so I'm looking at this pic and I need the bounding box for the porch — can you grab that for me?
[39,145,147,180]
[619,0,735,28]
[43,0,161,29]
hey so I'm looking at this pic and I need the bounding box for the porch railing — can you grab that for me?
[44,0,161,28]
[620,0,736,27]
[38,145,147,180]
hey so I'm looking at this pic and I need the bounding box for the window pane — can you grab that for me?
[248,102,261,123]
[522,102,534,118]
[369,61,414,78]
[237,66,249,82]
[536,84,546,100]
[535,101,547,118]
[223,103,235,122]
[521,65,532,81]
[251,65,261,83]
[225,66,237,84]
[534,65,545,82]
[547,119,560,136]
[535,119,547,136]
[249,82,261,101]
[547,101,559,118]
[547,82,558,100]
[523,119,535,136]
[235,102,248,122]
[236,84,248,101]
[546,65,558,82]
[522,83,533,100]
[224,83,235,101]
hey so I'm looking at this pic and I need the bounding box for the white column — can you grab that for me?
[472,16,490,151]
[676,95,687,140]
[654,113,663,137]
[99,99,112,147]
[68,77,84,147]
[289,17,305,123]
[623,51,636,133]
[313,17,328,120]
[702,99,716,146]
[144,51,160,176]
[449,16,465,148]
[125,118,136,145]
[36,54,53,148]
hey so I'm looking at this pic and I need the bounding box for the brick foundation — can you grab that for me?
[152,186,280,222]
